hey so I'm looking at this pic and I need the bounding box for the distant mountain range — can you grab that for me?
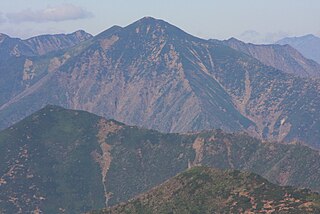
[1,17,320,148]
[276,34,320,64]
[0,30,92,109]
[1,106,320,213]
[220,37,320,78]
[94,166,320,214]
[0,30,92,57]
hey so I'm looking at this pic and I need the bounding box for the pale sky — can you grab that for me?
[0,0,319,43]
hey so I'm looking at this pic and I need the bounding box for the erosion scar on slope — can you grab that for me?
[92,119,123,207]
[241,70,251,114]
[224,139,235,168]
[191,137,205,167]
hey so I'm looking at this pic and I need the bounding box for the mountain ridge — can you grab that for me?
[221,37,320,78]
[1,17,320,148]
[93,166,320,214]
[0,29,93,112]
[0,30,93,57]
[1,106,320,213]
[276,34,320,64]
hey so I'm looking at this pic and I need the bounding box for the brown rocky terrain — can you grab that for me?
[1,17,320,148]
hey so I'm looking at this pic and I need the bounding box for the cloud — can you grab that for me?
[0,12,6,24]
[6,4,93,23]
[238,30,261,43]
[238,30,289,44]
[263,32,290,44]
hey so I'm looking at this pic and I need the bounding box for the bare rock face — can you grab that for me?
[49,17,253,133]
[1,17,320,148]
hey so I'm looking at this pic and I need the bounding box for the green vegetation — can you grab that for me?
[0,105,105,214]
[1,106,320,213]
[94,166,320,214]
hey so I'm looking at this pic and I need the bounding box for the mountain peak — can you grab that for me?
[276,34,320,64]
[70,30,93,41]
[72,30,92,38]
[0,33,9,42]
[94,17,202,42]
[133,16,169,28]
[301,34,319,40]
[0,33,9,37]
[121,16,200,42]
[277,34,320,43]
[137,16,164,24]
[140,16,157,21]
[226,37,245,44]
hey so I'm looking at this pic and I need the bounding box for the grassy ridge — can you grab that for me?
[94,166,320,214]
[1,106,320,213]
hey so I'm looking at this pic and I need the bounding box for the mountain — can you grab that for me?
[0,30,92,57]
[1,106,320,213]
[94,166,320,214]
[1,17,320,148]
[276,34,320,64]
[22,30,93,56]
[0,106,104,213]
[0,17,255,133]
[0,30,92,109]
[221,37,320,78]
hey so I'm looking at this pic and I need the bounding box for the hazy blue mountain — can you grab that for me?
[276,34,320,64]
[221,37,320,78]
